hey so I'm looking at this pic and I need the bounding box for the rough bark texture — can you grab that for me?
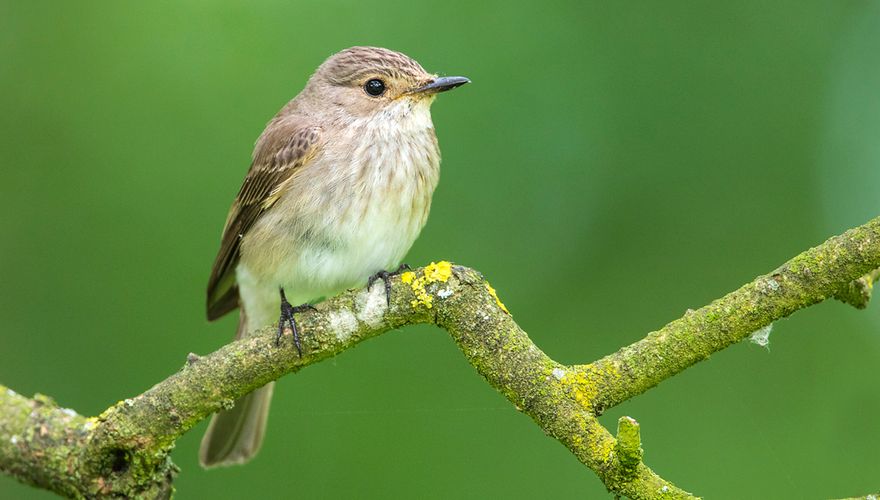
[2,216,879,499]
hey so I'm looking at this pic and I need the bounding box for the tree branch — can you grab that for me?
[2,216,879,499]
[576,216,880,415]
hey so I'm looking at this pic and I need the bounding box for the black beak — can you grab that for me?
[410,76,471,95]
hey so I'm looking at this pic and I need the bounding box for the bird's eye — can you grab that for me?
[364,78,386,97]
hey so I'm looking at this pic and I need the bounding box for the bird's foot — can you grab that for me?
[276,289,317,355]
[368,264,411,306]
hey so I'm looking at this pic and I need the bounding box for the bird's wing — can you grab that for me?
[206,123,323,320]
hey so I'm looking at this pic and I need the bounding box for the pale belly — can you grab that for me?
[236,157,437,331]
[236,195,430,331]
[278,195,427,297]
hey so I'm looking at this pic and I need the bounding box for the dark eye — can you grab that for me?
[364,78,386,97]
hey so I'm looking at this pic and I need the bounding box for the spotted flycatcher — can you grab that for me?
[200,47,469,467]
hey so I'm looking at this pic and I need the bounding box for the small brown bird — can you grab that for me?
[200,47,468,467]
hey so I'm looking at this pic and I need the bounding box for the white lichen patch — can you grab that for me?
[124,398,134,407]
[61,408,77,418]
[759,276,781,294]
[749,323,774,349]
[10,435,19,445]
[6,388,17,397]
[551,368,566,380]
[355,286,386,328]
[437,288,453,299]
[329,309,358,342]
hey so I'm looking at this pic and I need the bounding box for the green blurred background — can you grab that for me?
[2,1,878,498]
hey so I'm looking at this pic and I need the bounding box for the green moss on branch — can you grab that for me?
[578,216,880,415]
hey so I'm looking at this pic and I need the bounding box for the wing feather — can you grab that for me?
[206,123,322,320]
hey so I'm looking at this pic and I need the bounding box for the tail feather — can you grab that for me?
[199,383,274,468]
[199,309,275,468]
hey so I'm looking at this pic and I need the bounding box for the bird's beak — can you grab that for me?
[409,76,471,95]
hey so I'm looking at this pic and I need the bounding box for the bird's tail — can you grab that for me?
[199,311,274,468]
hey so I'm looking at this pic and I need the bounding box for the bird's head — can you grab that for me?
[303,46,469,121]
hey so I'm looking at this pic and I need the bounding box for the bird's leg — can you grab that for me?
[367,264,411,306]
[276,288,317,355]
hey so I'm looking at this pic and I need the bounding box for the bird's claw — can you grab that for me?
[276,289,316,355]
[368,264,411,306]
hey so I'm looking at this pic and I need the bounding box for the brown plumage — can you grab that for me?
[206,124,322,320]
[200,46,468,467]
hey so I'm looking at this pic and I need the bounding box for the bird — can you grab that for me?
[199,46,469,468]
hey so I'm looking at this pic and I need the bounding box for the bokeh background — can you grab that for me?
[2,1,878,498]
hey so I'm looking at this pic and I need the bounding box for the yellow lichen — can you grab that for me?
[411,282,432,308]
[485,283,510,314]
[597,437,616,462]
[402,261,453,309]
[559,368,597,410]
[424,261,452,282]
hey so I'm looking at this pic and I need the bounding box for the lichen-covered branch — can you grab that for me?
[576,216,880,415]
[1,216,879,499]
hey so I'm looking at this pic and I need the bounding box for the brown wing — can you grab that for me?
[206,123,322,320]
